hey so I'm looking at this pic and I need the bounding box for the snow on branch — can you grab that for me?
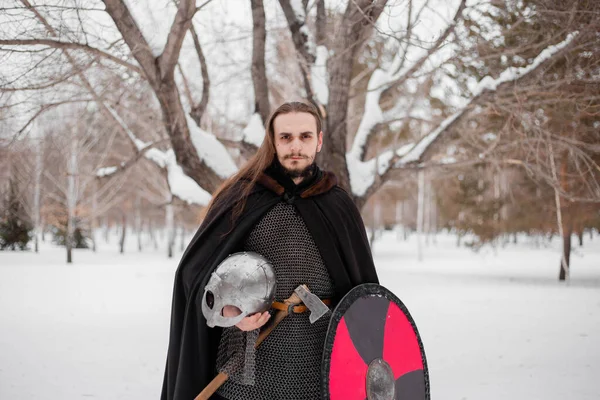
[397,31,579,166]
[280,0,316,62]
[164,149,212,205]
[472,31,579,96]
[290,0,306,21]
[397,111,462,165]
[348,31,579,198]
[242,113,266,147]
[347,1,466,164]
[347,143,414,197]
[105,105,146,150]
[311,46,329,105]
[185,114,238,179]
[98,105,212,205]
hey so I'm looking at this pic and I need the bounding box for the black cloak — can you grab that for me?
[161,165,379,400]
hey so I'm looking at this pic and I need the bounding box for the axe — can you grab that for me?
[195,284,330,400]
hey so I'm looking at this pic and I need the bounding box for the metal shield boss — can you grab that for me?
[322,283,429,400]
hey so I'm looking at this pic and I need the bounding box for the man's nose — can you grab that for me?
[290,138,302,152]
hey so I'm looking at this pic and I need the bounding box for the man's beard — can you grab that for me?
[280,157,316,179]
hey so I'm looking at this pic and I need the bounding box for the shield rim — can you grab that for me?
[321,283,430,400]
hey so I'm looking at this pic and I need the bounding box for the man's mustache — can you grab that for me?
[284,154,309,159]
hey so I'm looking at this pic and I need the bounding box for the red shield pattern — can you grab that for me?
[322,283,429,400]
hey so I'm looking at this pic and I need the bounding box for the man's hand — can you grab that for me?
[222,305,271,331]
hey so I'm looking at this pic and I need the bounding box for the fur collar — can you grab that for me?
[257,170,338,198]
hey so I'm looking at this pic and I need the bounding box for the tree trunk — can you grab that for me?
[149,219,158,250]
[424,179,431,245]
[136,196,142,252]
[432,192,438,244]
[578,230,583,247]
[554,153,570,281]
[66,240,72,263]
[166,202,175,258]
[91,180,98,252]
[396,200,403,241]
[321,2,387,193]
[104,217,110,243]
[180,225,185,252]
[33,136,42,253]
[417,169,425,260]
[66,136,77,264]
[102,0,224,192]
[559,225,572,281]
[119,214,126,254]
[251,0,270,123]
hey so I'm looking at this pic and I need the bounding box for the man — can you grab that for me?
[161,101,378,400]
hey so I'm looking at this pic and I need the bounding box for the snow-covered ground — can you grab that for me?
[1,231,599,400]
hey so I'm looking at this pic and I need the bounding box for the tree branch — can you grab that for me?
[101,0,160,86]
[251,0,270,123]
[157,0,196,82]
[20,0,140,154]
[353,31,581,201]
[278,0,316,101]
[322,0,388,190]
[278,0,315,64]
[96,138,171,179]
[379,0,466,98]
[0,39,143,75]
[399,31,580,166]
[189,22,210,126]
[316,0,326,45]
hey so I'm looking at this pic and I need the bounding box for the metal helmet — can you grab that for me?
[201,252,277,328]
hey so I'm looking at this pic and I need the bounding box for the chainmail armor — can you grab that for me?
[216,201,335,400]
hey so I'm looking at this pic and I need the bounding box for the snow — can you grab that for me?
[106,105,146,150]
[346,0,468,197]
[299,25,316,59]
[163,150,212,206]
[186,114,238,179]
[242,113,266,147]
[346,68,416,196]
[311,46,329,105]
[471,32,579,97]
[393,32,578,168]
[96,166,118,178]
[100,107,213,205]
[1,231,599,399]
[289,0,306,22]
[346,146,411,197]
[397,110,462,165]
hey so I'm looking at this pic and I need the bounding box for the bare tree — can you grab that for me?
[2,0,597,220]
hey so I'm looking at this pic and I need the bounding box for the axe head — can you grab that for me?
[294,285,330,324]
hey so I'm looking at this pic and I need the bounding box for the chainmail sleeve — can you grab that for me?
[215,201,335,400]
[215,327,259,385]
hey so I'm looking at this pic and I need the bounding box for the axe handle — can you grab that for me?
[194,371,229,400]
[195,291,303,399]
[256,306,289,347]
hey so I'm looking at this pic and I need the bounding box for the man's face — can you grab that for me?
[273,112,323,179]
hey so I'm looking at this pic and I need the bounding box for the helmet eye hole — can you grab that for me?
[221,305,242,317]
[206,291,214,309]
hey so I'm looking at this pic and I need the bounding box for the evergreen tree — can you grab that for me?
[0,177,33,251]
[51,217,89,249]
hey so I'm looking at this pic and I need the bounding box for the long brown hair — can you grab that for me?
[207,101,323,224]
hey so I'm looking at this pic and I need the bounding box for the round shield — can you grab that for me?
[322,283,429,400]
